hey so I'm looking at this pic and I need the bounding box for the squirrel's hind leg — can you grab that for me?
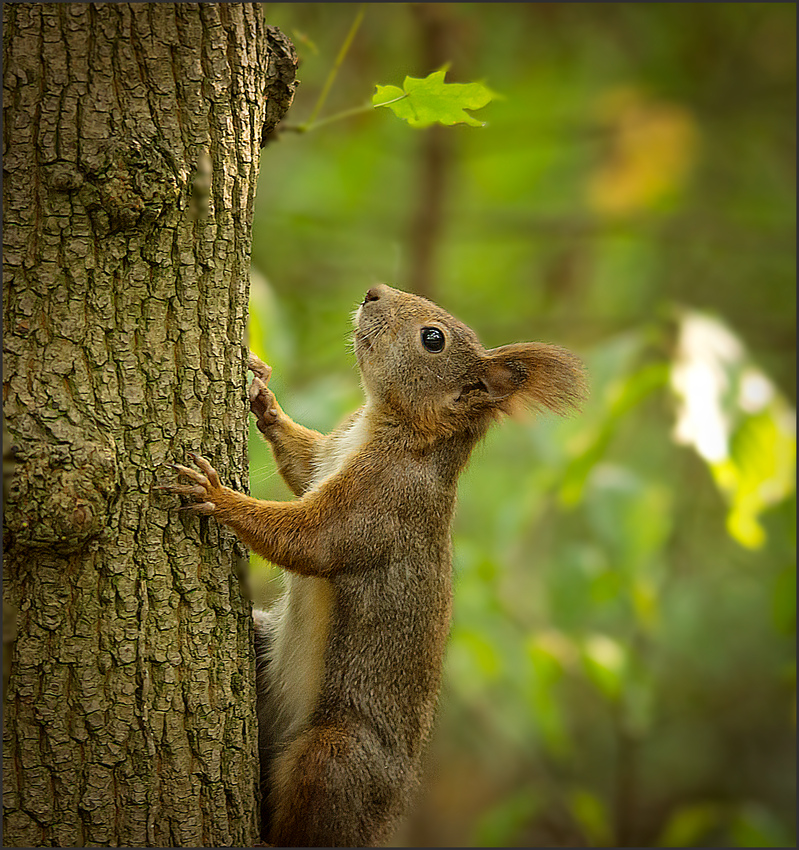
[267,721,402,847]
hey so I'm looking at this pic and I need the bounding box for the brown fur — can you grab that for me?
[158,284,586,846]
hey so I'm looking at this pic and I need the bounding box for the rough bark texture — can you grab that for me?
[2,4,294,846]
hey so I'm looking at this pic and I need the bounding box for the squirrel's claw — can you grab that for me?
[156,483,208,499]
[248,353,279,428]
[177,501,216,515]
[248,352,272,383]
[155,454,222,517]
[188,452,221,488]
[249,380,279,428]
[170,462,209,488]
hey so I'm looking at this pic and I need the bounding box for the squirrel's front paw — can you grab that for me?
[248,353,279,433]
[250,382,279,433]
[155,453,223,515]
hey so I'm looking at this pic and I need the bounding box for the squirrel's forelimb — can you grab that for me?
[248,360,325,496]
[162,446,399,580]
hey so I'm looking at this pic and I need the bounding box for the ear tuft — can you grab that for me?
[484,342,588,416]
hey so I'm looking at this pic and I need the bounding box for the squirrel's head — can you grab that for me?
[353,284,587,441]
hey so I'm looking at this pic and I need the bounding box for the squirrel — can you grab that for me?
[159,283,586,847]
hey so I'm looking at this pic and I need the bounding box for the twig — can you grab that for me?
[281,93,409,135]
[304,4,365,129]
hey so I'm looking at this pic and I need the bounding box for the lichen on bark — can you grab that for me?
[2,4,294,845]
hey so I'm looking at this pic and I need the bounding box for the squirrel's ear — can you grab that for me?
[482,342,588,416]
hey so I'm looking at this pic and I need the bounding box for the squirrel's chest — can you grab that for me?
[309,410,371,490]
[270,411,372,736]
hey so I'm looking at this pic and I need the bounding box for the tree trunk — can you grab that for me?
[2,4,295,845]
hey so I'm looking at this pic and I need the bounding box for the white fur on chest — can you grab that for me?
[269,408,371,738]
[309,407,371,492]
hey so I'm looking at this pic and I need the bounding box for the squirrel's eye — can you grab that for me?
[421,327,445,353]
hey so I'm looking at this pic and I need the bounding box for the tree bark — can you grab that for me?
[2,4,295,846]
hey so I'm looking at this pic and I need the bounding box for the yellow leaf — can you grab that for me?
[587,86,699,216]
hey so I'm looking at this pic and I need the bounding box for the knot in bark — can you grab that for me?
[4,439,119,557]
[78,136,182,235]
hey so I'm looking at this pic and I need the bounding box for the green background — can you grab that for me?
[248,4,796,846]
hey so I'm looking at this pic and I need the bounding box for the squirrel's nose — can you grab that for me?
[363,287,381,304]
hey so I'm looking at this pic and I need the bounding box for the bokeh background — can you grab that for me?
[248,4,796,846]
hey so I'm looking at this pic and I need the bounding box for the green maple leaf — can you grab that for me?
[372,67,497,128]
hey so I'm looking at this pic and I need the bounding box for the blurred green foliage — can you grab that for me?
[249,4,795,846]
